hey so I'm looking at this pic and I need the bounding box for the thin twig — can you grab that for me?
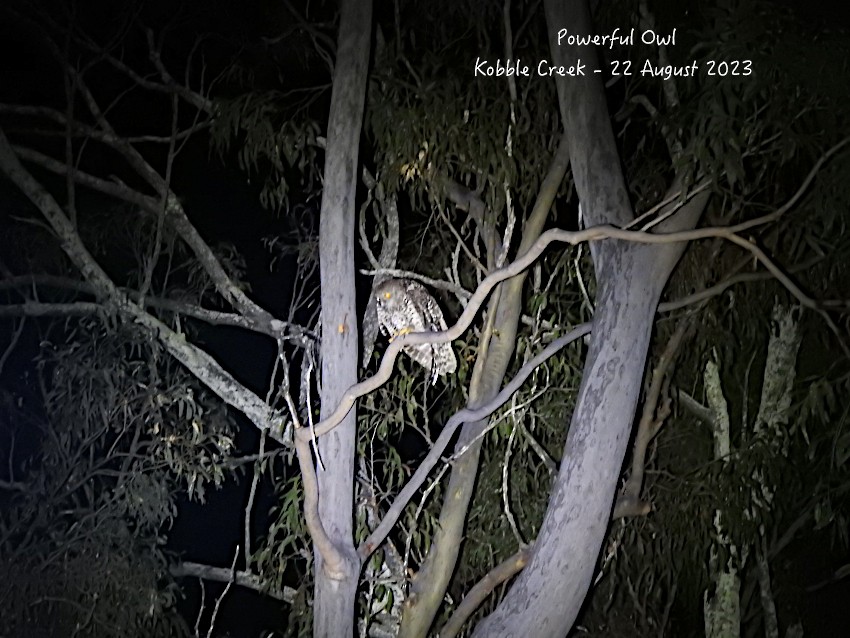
[306,218,847,447]
[358,323,592,559]
[205,548,239,638]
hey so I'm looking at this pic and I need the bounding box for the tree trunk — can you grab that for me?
[399,133,571,638]
[472,244,679,637]
[473,1,707,634]
[313,1,372,636]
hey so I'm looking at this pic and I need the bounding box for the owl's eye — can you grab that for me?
[383,292,392,299]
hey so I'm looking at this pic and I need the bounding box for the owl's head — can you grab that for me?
[374,280,398,309]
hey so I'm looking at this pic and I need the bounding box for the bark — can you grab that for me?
[399,133,571,638]
[703,360,740,638]
[472,1,707,635]
[0,128,283,440]
[473,245,684,637]
[313,0,372,636]
[752,305,801,638]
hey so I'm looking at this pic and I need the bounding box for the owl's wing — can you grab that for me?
[403,280,457,382]
[362,294,383,368]
[402,281,445,331]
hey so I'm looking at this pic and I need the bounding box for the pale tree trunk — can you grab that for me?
[703,359,741,638]
[314,0,372,636]
[472,1,707,635]
[752,305,801,638]
[702,306,801,638]
[399,133,571,638]
[703,305,802,638]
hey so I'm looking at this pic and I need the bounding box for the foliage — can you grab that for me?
[451,258,589,609]
[223,0,850,634]
[251,473,310,596]
[552,1,850,634]
[0,318,236,636]
[367,15,562,223]
[211,92,324,211]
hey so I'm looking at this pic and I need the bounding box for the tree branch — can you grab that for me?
[303,212,844,446]
[0,276,315,343]
[358,322,592,559]
[359,268,471,299]
[4,61,281,334]
[11,144,158,209]
[440,547,531,638]
[0,127,284,443]
[614,317,689,518]
[170,561,295,603]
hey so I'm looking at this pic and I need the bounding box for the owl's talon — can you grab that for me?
[389,326,413,342]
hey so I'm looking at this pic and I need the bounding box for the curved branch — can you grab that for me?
[303,216,838,447]
[440,547,531,638]
[294,433,349,576]
[357,322,592,559]
[731,135,850,235]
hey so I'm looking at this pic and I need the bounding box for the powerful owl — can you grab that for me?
[374,278,457,383]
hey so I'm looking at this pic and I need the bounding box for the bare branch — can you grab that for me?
[3,114,309,344]
[144,29,216,114]
[0,301,101,318]
[0,478,28,492]
[441,178,496,254]
[205,550,239,638]
[358,322,592,559]
[614,318,689,519]
[0,276,315,343]
[11,144,157,209]
[0,128,284,442]
[0,104,137,154]
[5,73,280,331]
[306,213,843,448]
[295,411,350,576]
[359,268,471,299]
[0,316,26,376]
[440,547,531,638]
[170,561,295,603]
[729,135,850,235]
[674,388,715,424]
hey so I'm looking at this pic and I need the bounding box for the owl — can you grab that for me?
[373,278,457,384]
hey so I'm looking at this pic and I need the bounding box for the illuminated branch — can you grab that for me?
[9,144,158,209]
[2,97,311,348]
[0,128,283,442]
[304,211,845,448]
[0,276,314,343]
[440,547,532,638]
[358,322,592,559]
